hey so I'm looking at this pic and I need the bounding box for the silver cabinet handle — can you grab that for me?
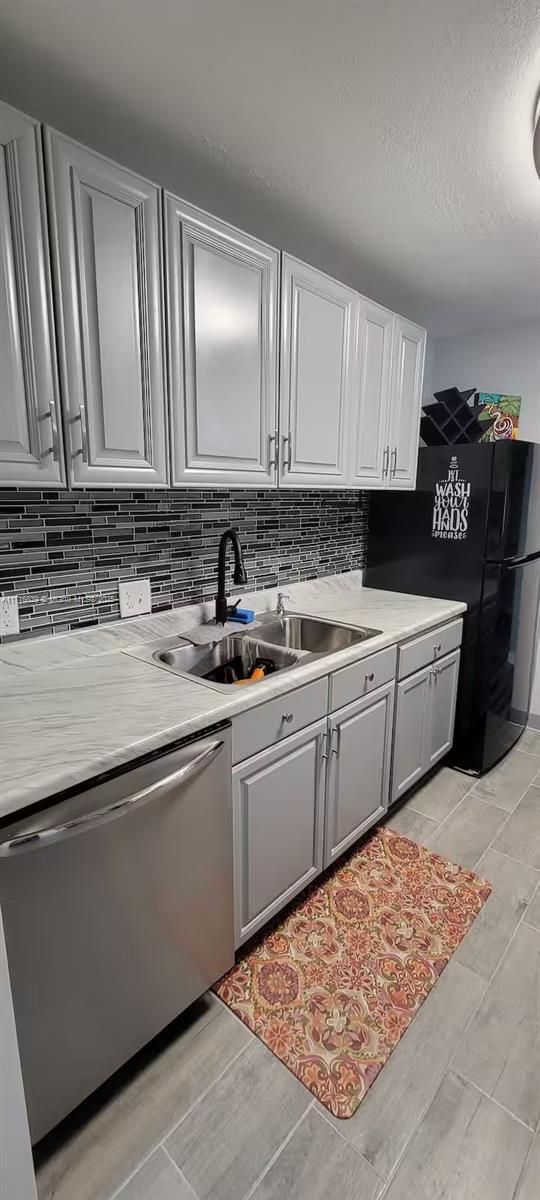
[282,712,293,724]
[73,404,88,461]
[38,400,60,461]
[331,727,340,757]
[282,431,292,471]
[365,671,375,684]
[321,731,329,761]
[434,643,442,654]
[391,446,397,477]
[382,445,389,477]
[268,429,278,469]
[0,740,223,855]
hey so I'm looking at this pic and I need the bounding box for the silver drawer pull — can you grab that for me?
[434,643,442,654]
[38,400,60,461]
[72,404,89,461]
[282,712,294,723]
[268,429,278,468]
[365,672,375,683]
[0,741,223,854]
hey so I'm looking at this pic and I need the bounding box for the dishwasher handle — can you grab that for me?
[0,740,224,855]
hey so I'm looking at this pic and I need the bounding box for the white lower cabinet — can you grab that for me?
[232,634,460,945]
[392,665,432,802]
[324,681,394,867]
[426,649,460,767]
[391,648,460,802]
[233,719,327,946]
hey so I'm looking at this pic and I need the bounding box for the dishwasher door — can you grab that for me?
[0,726,233,1143]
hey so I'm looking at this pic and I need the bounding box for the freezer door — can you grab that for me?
[0,731,234,1142]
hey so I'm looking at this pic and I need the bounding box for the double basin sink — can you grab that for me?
[143,612,381,692]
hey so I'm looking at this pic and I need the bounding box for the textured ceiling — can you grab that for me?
[0,0,539,335]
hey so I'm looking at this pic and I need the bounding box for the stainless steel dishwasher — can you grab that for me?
[0,722,233,1144]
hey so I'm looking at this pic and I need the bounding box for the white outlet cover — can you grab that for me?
[0,595,19,636]
[118,579,151,619]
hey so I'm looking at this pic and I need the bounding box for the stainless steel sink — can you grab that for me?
[125,612,381,692]
[253,613,381,653]
[155,634,300,685]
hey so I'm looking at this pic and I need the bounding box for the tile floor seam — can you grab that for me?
[159,1039,252,1144]
[467,772,540,871]
[513,1131,537,1200]
[377,771,540,1199]
[522,879,540,931]
[107,1040,251,1200]
[406,774,478,827]
[468,792,522,814]
[452,1072,537,1133]
[241,1100,315,1200]
[316,1107,385,1181]
[447,869,538,1092]
[161,1144,199,1200]
[484,846,540,873]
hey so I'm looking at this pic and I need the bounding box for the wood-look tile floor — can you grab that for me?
[35,732,540,1200]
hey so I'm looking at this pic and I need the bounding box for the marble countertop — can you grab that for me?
[0,574,465,820]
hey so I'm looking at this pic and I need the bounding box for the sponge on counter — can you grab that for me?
[228,608,255,624]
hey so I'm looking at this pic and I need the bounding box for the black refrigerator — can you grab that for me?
[365,441,540,775]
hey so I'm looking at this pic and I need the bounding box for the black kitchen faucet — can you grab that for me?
[215,528,248,623]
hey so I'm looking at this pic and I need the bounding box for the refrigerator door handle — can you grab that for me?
[499,551,540,571]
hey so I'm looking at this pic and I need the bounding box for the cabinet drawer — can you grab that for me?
[232,677,328,764]
[398,618,463,681]
[329,646,396,711]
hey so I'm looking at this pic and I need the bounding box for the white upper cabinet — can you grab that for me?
[166,197,279,488]
[0,102,64,486]
[279,256,356,488]
[349,298,394,487]
[45,130,168,487]
[387,315,426,489]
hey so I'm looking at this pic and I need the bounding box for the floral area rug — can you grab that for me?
[214,826,491,1118]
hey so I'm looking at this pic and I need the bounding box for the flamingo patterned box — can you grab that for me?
[477,393,521,441]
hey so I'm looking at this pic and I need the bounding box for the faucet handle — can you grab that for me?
[276,590,291,614]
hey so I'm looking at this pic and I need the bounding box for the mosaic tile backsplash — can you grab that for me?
[0,488,369,641]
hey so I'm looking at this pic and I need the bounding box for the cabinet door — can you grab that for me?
[427,649,460,768]
[166,197,279,488]
[387,316,426,490]
[325,682,394,866]
[0,102,64,486]
[233,720,326,946]
[45,130,168,487]
[391,664,431,802]
[349,299,394,487]
[280,255,356,487]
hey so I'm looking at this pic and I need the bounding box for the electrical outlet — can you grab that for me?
[118,579,151,619]
[0,595,19,636]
